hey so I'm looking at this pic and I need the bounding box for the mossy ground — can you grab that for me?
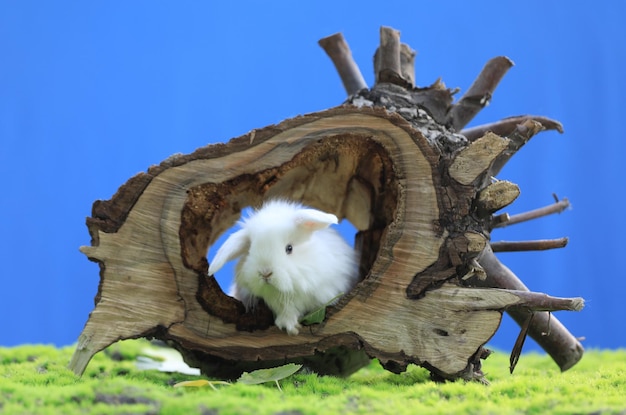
[1,340,624,415]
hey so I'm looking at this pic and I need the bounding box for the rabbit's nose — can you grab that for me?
[259,269,273,281]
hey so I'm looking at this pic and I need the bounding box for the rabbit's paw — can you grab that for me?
[275,314,301,336]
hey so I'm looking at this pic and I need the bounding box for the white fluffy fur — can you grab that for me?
[208,200,359,335]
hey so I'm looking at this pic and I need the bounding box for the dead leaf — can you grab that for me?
[237,363,303,391]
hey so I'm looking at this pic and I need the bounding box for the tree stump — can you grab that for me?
[70,27,584,382]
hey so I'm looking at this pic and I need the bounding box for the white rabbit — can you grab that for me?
[208,199,359,335]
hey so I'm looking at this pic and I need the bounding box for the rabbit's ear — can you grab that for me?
[208,229,250,275]
[294,208,338,232]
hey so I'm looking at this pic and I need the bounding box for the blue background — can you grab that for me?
[1,1,624,355]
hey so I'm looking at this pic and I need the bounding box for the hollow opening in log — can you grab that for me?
[179,134,399,330]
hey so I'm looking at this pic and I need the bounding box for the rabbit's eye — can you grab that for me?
[285,244,293,255]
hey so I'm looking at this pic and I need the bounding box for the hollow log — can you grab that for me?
[70,27,584,382]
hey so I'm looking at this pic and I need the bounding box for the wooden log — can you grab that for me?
[70,27,584,382]
[70,104,583,381]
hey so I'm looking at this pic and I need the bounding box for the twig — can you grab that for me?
[318,33,368,96]
[447,56,514,131]
[476,246,584,371]
[491,237,568,252]
[493,197,570,228]
[502,289,584,312]
[461,115,564,142]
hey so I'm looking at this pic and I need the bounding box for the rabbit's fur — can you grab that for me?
[208,200,358,335]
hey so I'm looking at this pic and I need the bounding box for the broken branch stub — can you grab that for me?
[447,56,514,131]
[319,33,367,96]
[70,27,584,382]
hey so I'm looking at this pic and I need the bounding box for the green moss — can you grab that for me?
[1,341,624,415]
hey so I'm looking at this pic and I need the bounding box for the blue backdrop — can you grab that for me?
[1,2,625,355]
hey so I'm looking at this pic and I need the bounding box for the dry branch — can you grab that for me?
[319,33,368,95]
[502,289,583,312]
[491,238,569,252]
[375,26,412,87]
[493,197,570,228]
[447,56,514,131]
[374,43,416,87]
[461,115,563,142]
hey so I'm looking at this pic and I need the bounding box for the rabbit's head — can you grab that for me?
[208,200,351,290]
